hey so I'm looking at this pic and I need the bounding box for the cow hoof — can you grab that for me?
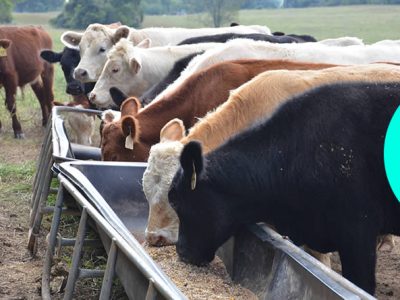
[14,132,25,139]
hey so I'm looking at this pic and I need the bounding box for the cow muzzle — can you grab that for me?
[66,81,84,95]
[89,92,96,103]
[74,68,89,82]
[145,230,176,247]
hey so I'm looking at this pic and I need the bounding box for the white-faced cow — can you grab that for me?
[61,23,271,83]
[89,39,218,108]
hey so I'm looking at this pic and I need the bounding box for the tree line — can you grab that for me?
[0,0,399,26]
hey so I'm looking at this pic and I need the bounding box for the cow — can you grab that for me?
[177,32,306,45]
[139,52,203,106]
[168,81,400,295]
[40,47,98,146]
[40,47,95,97]
[106,52,202,110]
[152,38,387,103]
[137,58,339,245]
[101,59,338,163]
[272,31,318,42]
[0,26,54,138]
[89,39,219,109]
[142,64,400,268]
[60,23,271,83]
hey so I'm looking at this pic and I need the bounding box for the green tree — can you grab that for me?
[14,0,64,12]
[51,0,142,29]
[0,0,13,23]
[187,0,244,27]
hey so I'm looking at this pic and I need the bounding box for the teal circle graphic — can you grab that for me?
[384,106,400,203]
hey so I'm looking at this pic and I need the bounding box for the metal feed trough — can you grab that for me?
[41,160,377,300]
[28,106,102,254]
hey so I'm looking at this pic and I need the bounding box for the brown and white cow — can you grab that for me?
[0,26,54,138]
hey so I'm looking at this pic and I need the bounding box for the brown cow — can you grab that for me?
[0,26,54,138]
[101,59,336,162]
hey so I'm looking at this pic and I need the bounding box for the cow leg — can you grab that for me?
[31,81,50,127]
[338,231,377,295]
[41,63,55,124]
[5,83,23,138]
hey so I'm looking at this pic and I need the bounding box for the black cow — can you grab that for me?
[178,32,307,45]
[110,52,202,108]
[40,47,95,96]
[272,31,317,42]
[168,81,400,295]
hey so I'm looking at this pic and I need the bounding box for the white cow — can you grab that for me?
[61,23,271,82]
[89,39,219,108]
[152,38,400,102]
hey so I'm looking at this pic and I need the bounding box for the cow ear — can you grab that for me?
[40,50,62,63]
[101,109,121,123]
[160,119,186,142]
[0,39,11,49]
[129,57,141,74]
[136,38,151,49]
[120,97,141,117]
[107,22,122,29]
[180,141,203,190]
[113,26,130,44]
[61,31,82,49]
[121,116,139,150]
[110,87,129,108]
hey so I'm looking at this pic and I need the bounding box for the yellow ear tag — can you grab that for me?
[125,134,134,150]
[0,47,7,57]
[191,162,197,190]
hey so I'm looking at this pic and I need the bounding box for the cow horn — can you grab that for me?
[191,162,196,190]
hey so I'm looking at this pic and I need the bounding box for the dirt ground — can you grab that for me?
[0,120,400,299]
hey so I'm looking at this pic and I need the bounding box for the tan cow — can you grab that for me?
[142,64,400,262]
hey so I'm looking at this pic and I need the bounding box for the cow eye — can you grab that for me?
[99,47,106,53]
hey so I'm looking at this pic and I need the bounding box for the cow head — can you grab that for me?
[61,23,130,83]
[143,119,186,246]
[89,38,151,109]
[101,97,149,161]
[168,141,238,266]
[41,47,95,96]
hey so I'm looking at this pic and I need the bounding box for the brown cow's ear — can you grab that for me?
[136,38,151,49]
[121,116,138,150]
[0,39,11,49]
[113,26,130,44]
[160,119,186,142]
[61,31,82,49]
[129,57,141,74]
[120,97,141,117]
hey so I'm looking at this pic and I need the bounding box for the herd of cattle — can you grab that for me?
[1,22,400,296]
